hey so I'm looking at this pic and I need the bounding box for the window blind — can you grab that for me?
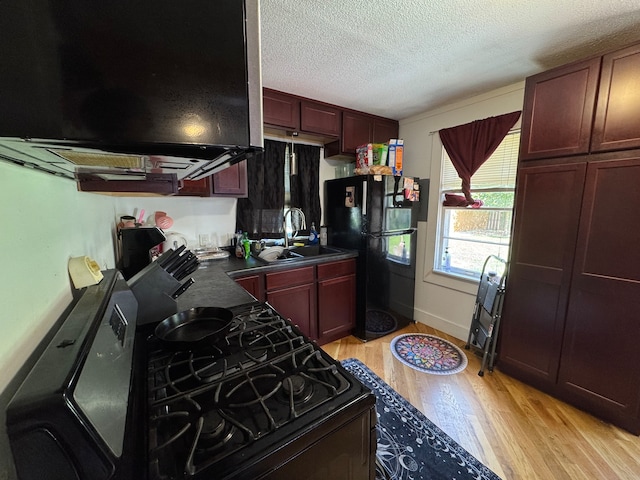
[441,131,520,191]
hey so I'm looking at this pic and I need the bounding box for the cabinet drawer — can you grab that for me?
[317,259,356,280]
[266,266,315,291]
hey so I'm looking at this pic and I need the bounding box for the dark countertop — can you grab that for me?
[176,247,358,311]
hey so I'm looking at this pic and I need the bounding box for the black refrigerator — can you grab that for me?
[325,175,427,341]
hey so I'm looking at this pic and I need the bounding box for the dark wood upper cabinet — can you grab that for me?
[177,161,247,197]
[591,43,640,152]
[300,100,341,137]
[263,88,300,130]
[333,111,399,157]
[373,117,400,143]
[342,111,374,154]
[519,57,601,161]
[211,161,247,197]
[262,88,398,158]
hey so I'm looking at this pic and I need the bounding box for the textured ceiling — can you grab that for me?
[260,0,640,120]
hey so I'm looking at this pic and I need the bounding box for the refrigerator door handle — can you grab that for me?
[368,228,417,238]
[362,180,367,216]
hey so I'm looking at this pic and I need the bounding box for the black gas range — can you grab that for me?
[6,270,376,480]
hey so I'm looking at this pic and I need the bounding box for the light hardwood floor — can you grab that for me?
[323,321,640,480]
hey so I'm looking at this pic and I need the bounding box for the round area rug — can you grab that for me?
[366,309,397,335]
[391,334,468,375]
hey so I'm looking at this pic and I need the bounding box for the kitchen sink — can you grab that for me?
[254,245,344,263]
[288,245,343,257]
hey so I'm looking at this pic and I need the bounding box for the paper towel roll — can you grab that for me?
[68,256,104,289]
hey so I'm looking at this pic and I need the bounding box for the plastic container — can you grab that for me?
[242,233,250,259]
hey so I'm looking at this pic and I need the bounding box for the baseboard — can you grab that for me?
[413,309,469,342]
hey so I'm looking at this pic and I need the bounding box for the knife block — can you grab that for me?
[126,261,181,325]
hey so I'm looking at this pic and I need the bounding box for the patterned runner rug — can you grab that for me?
[341,358,501,480]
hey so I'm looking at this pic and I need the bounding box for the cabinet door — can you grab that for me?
[211,161,248,197]
[519,57,601,161]
[266,266,316,339]
[591,43,640,152]
[372,117,399,144]
[300,100,341,137]
[342,111,373,154]
[341,113,399,156]
[499,162,586,389]
[267,283,317,339]
[178,161,247,197]
[557,157,640,433]
[235,273,264,301]
[177,177,212,196]
[263,88,300,130]
[317,274,355,345]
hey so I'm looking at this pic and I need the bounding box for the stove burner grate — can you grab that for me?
[146,304,353,479]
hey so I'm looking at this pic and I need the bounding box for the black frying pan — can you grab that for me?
[155,307,234,349]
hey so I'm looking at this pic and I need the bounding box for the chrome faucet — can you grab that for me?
[283,207,307,248]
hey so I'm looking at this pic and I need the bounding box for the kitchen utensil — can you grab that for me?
[176,262,199,281]
[157,245,186,268]
[154,307,234,349]
[170,278,195,299]
[137,209,145,225]
[162,251,189,274]
[155,211,174,230]
[171,254,198,280]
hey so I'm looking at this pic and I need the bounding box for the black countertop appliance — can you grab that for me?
[5,270,377,480]
[325,175,428,341]
[118,226,166,280]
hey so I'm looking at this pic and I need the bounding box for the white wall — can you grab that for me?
[0,162,239,480]
[400,82,525,340]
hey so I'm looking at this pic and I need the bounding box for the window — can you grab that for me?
[436,130,520,279]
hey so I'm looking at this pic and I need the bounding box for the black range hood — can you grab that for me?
[0,0,263,193]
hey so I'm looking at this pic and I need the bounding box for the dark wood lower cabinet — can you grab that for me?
[257,405,376,480]
[267,283,317,339]
[234,273,264,301]
[317,260,356,345]
[499,162,586,388]
[556,157,640,433]
[266,266,317,339]
[500,155,640,434]
[233,258,357,344]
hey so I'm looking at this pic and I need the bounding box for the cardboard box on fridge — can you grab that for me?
[388,139,403,176]
[355,143,388,174]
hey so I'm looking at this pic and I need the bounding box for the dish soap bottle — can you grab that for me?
[309,222,319,245]
[235,231,244,259]
[443,247,451,272]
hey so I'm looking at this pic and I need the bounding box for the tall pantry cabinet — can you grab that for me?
[499,42,640,434]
